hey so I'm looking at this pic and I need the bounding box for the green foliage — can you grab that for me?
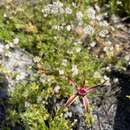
[97,0,130,16]
[126,95,130,100]
[0,0,104,129]
[6,81,71,130]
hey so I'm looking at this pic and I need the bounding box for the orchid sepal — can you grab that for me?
[65,95,78,107]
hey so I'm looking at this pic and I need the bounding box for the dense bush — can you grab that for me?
[0,0,129,129]
[0,1,104,129]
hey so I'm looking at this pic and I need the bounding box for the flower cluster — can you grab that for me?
[42,1,72,16]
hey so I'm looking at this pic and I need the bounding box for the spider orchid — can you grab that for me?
[65,79,99,112]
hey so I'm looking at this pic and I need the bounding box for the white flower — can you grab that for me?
[76,11,83,21]
[99,29,109,37]
[124,55,130,61]
[16,72,27,81]
[104,12,108,16]
[117,1,122,5]
[73,119,78,123]
[116,24,124,29]
[75,47,81,53]
[54,85,60,93]
[87,7,96,19]
[72,2,76,7]
[40,74,48,83]
[5,44,10,49]
[67,49,73,54]
[25,101,30,108]
[41,9,44,13]
[72,64,78,76]
[115,44,120,52]
[9,42,14,48]
[106,41,112,45]
[65,7,72,14]
[100,78,105,84]
[54,36,58,40]
[5,51,12,57]
[95,4,100,12]
[37,96,42,103]
[105,66,111,71]
[0,44,4,51]
[42,1,64,15]
[113,78,119,83]
[53,25,61,30]
[110,46,114,51]
[53,1,63,7]
[99,20,109,27]
[59,69,64,75]
[111,14,120,23]
[103,75,110,81]
[33,56,41,63]
[93,71,101,79]
[42,100,46,105]
[84,25,95,35]
[66,25,71,31]
[64,111,72,118]
[43,13,48,17]
[0,44,4,53]
[103,75,111,86]
[51,7,59,14]
[103,47,108,52]
[59,7,64,14]
[3,13,7,18]
[74,40,82,45]
[62,59,67,66]
[13,37,19,44]
[90,41,96,47]
[42,6,50,15]
[47,76,54,82]
[96,15,103,21]
[104,80,111,86]
[105,46,113,52]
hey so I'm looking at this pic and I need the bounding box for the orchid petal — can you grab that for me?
[82,96,89,112]
[65,95,78,107]
[69,79,77,87]
[85,87,96,93]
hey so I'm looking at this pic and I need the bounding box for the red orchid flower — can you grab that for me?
[65,80,96,112]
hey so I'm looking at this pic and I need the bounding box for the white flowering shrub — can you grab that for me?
[0,0,119,130]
